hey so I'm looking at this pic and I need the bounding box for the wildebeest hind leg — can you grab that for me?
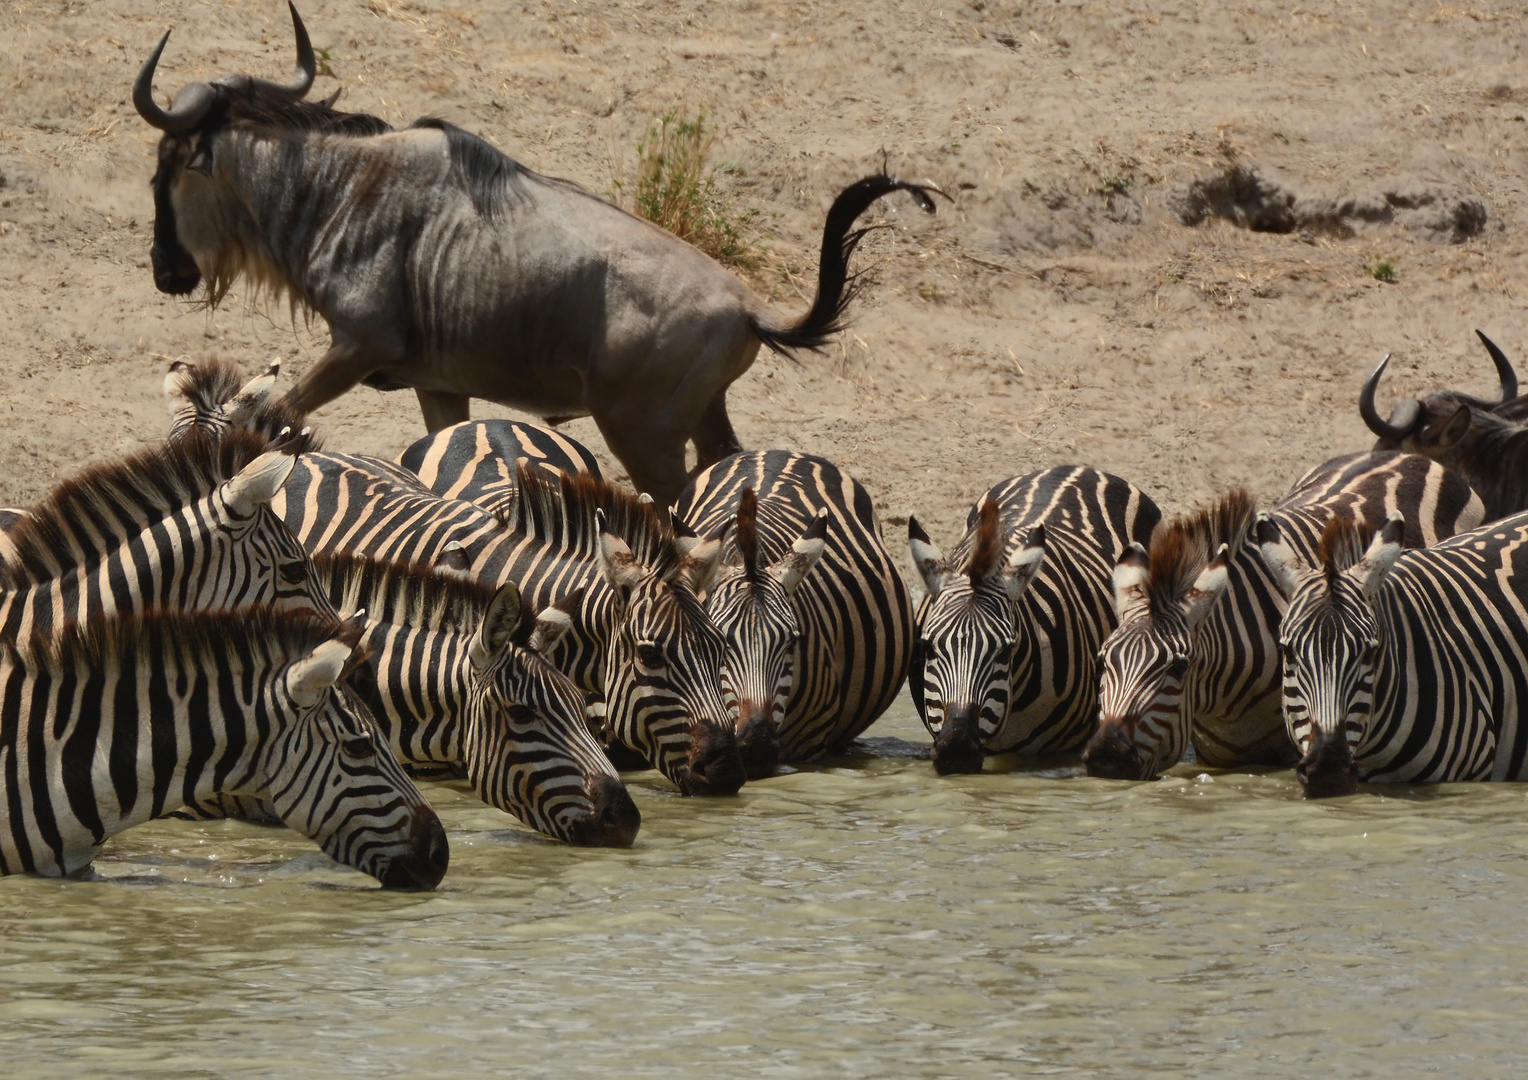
[416,389,471,433]
[692,391,744,472]
[595,413,688,507]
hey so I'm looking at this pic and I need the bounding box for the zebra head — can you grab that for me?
[1259,512,1404,799]
[596,513,745,796]
[264,611,449,889]
[165,357,282,440]
[908,502,1046,774]
[1087,539,1231,781]
[213,450,338,617]
[705,488,829,780]
[466,582,642,847]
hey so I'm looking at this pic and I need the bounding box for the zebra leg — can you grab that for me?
[692,391,744,472]
[416,389,471,433]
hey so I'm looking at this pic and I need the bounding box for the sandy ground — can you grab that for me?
[1,1,1525,554]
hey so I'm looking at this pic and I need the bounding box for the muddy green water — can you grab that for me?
[2,699,1525,1078]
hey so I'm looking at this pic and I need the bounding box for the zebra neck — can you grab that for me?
[355,621,469,766]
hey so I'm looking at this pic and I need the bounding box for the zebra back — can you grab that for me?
[399,419,603,512]
[1265,511,1528,794]
[0,606,446,886]
[676,451,914,771]
[910,466,1160,771]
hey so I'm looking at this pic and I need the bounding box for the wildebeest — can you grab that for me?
[134,5,944,506]
[1359,330,1528,520]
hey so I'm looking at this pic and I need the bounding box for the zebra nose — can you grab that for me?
[1083,720,1151,780]
[569,774,642,848]
[931,707,985,775]
[735,702,781,781]
[681,722,746,796]
[1296,729,1358,799]
[379,807,450,890]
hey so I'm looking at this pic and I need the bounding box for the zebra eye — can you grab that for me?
[341,735,375,760]
[507,703,537,723]
[279,561,309,584]
[1166,655,1190,678]
[636,643,665,669]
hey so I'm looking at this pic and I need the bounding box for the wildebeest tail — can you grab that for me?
[753,174,944,355]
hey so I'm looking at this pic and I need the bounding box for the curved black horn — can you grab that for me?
[1359,353,1420,442]
[134,30,218,132]
[245,3,316,100]
[1475,329,1518,404]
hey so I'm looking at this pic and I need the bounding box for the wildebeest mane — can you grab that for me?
[220,85,392,137]
[411,118,534,221]
[2,428,285,588]
[499,462,681,577]
[1146,489,1255,613]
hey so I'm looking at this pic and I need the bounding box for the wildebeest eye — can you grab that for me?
[341,735,375,760]
[636,642,665,669]
[279,561,310,584]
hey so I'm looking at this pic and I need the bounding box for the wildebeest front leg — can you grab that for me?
[416,389,470,433]
[283,338,397,416]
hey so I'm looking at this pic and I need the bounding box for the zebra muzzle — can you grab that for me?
[1082,721,1151,781]
[735,703,781,782]
[378,807,451,890]
[568,774,642,848]
[679,723,747,797]
[1296,729,1359,799]
[931,707,985,775]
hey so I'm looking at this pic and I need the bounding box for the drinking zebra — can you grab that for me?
[908,466,1160,773]
[400,419,603,512]
[0,606,447,887]
[1086,452,1485,781]
[675,450,914,778]
[313,551,640,846]
[1259,510,1528,796]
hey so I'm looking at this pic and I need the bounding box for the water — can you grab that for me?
[3,699,1525,1078]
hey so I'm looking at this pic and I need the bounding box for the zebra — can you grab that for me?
[400,419,603,513]
[907,466,1161,773]
[164,356,284,442]
[1258,510,1528,797]
[312,551,640,846]
[0,605,448,887]
[675,450,914,778]
[1086,451,1486,781]
[0,428,336,643]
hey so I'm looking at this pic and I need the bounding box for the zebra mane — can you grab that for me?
[1,428,285,589]
[167,357,318,452]
[736,486,761,582]
[1317,512,1371,578]
[965,498,1004,582]
[498,462,681,576]
[1146,489,1256,612]
[21,605,351,671]
[311,551,495,632]
[166,357,245,432]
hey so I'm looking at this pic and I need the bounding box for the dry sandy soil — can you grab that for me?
[1,0,1525,552]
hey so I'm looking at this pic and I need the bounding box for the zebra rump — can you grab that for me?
[399,419,603,513]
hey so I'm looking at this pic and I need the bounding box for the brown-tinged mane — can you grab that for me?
[736,486,761,581]
[1317,512,1371,577]
[220,85,391,138]
[965,498,1003,581]
[497,462,681,576]
[1145,489,1256,613]
[311,551,497,632]
[1,428,289,588]
[168,357,245,427]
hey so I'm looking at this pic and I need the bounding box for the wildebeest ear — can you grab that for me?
[468,582,522,673]
[186,134,215,177]
[1349,514,1404,602]
[595,510,646,603]
[1254,514,1302,600]
[1001,524,1046,605]
[1425,405,1472,452]
[223,451,296,516]
[907,516,954,600]
[1112,542,1151,624]
[1182,544,1230,630]
[768,509,828,595]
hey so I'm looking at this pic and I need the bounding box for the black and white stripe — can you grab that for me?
[907,466,1161,773]
[400,419,602,513]
[676,451,914,777]
[0,606,447,886]
[1260,509,1528,797]
[1086,451,1486,780]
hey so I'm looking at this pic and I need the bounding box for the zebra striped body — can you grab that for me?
[676,451,914,775]
[312,552,639,845]
[1087,452,1486,781]
[400,419,602,513]
[1261,511,1528,797]
[0,431,334,643]
[909,467,1160,772]
[0,606,447,886]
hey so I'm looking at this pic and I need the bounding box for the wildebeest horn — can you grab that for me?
[1475,329,1518,404]
[134,31,218,132]
[244,3,316,101]
[1359,353,1420,441]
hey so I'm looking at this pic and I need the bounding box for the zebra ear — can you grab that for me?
[1349,514,1404,602]
[527,604,574,655]
[286,637,353,709]
[1182,544,1230,630]
[670,507,701,558]
[676,534,726,594]
[595,510,646,603]
[768,509,828,594]
[469,582,523,672]
[223,359,281,424]
[907,516,954,599]
[1112,542,1152,624]
[223,451,297,517]
[1001,523,1046,604]
[434,540,473,577]
[1254,514,1302,600]
[163,359,200,414]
